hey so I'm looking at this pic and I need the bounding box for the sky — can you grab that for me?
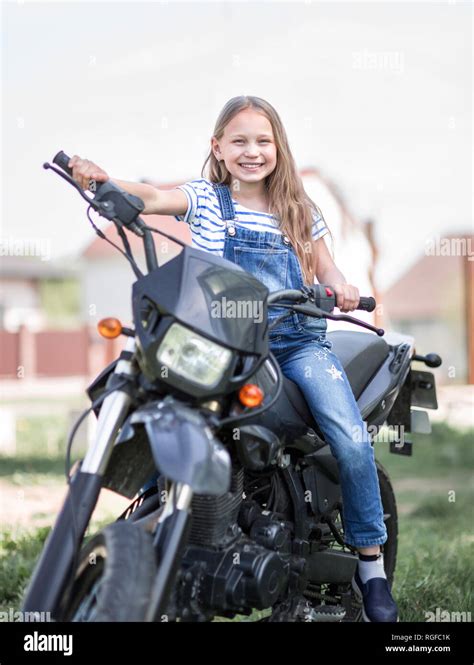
[2,0,472,289]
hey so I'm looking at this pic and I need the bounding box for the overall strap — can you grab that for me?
[212,183,236,221]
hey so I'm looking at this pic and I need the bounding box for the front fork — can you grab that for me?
[146,482,194,622]
[22,338,138,616]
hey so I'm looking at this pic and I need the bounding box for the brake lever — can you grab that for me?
[43,162,101,209]
[291,304,385,336]
[326,312,385,336]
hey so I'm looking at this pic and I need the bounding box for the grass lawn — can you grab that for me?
[0,420,472,621]
[374,421,473,622]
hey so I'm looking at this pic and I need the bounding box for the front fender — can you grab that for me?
[130,400,231,495]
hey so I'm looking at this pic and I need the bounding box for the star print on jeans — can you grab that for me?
[313,348,329,361]
[326,364,344,381]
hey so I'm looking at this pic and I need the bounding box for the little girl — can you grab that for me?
[69,95,398,622]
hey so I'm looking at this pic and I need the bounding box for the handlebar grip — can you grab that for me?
[53,151,73,176]
[357,296,376,312]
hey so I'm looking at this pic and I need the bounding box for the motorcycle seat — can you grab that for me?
[283,331,390,427]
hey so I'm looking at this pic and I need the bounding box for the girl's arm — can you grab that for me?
[68,156,188,216]
[312,238,360,312]
[111,179,188,216]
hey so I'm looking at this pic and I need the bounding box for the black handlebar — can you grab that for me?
[268,287,384,335]
[53,151,73,177]
[311,284,376,313]
[50,150,158,273]
[358,296,376,312]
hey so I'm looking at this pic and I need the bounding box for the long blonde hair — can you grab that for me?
[201,95,326,285]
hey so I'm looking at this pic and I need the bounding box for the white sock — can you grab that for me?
[358,552,386,584]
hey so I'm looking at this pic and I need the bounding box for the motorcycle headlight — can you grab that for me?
[156,323,233,388]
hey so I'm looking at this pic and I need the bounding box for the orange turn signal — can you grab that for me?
[238,384,264,408]
[98,317,123,339]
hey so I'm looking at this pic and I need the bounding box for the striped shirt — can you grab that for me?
[174,178,328,255]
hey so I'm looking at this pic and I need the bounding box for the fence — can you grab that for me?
[0,325,125,380]
[0,326,127,454]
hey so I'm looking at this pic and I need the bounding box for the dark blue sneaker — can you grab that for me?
[352,569,398,622]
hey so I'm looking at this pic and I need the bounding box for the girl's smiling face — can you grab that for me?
[211,108,277,184]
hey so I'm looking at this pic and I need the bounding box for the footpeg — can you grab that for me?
[302,603,346,622]
[269,596,346,622]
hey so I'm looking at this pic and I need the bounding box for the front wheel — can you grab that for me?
[60,521,156,622]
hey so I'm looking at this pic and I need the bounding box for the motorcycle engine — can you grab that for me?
[168,465,305,621]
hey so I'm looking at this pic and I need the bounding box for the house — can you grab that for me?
[299,168,379,331]
[0,170,383,388]
[0,256,78,331]
[0,256,86,381]
[382,233,474,384]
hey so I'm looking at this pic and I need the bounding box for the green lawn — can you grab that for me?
[372,422,474,622]
[393,493,473,621]
[0,528,51,614]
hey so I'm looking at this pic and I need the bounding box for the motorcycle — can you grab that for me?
[22,151,442,622]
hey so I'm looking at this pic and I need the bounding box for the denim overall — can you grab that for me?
[214,183,387,549]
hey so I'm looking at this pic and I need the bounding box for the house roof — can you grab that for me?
[300,167,360,235]
[82,215,190,259]
[383,233,473,319]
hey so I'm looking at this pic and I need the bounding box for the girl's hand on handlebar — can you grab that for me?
[332,283,360,312]
[68,155,109,191]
